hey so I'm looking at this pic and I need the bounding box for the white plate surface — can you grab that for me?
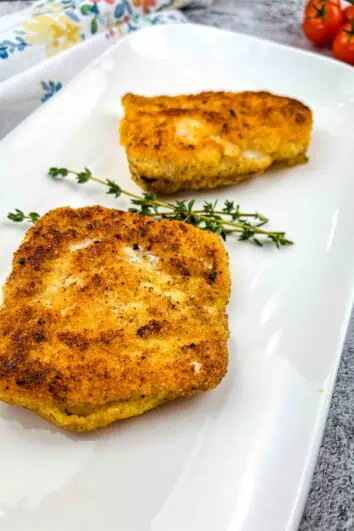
[1,24,354,531]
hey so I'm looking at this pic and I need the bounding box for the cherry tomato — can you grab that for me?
[303,0,343,46]
[333,22,354,64]
[343,5,354,21]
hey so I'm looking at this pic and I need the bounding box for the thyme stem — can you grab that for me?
[8,166,293,249]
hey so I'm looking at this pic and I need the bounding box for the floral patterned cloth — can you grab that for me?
[0,0,211,138]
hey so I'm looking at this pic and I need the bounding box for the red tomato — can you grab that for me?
[333,22,354,64]
[303,0,344,46]
[343,5,354,21]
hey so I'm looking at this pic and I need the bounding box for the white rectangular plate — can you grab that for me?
[1,24,354,531]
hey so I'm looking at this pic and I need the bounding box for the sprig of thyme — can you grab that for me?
[48,167,292,247]
[49,167,293,248]
[7,167,292,248]
[7,209,40,224]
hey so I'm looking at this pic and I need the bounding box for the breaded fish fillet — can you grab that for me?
[120,91,312,193]
[0,207,230,431]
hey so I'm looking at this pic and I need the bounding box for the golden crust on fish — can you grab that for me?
[120,91,312,193]
[0,207,230,431]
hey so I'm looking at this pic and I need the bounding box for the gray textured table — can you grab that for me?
[1,1,354,529]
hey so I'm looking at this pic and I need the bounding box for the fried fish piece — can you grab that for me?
[120,91,312,193]
[0,207,230,431]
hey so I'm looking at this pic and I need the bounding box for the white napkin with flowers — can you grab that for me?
[0,0,211,139]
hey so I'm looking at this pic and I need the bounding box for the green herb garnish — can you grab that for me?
[7,209,40,224]
[48,167,292,248]
[8,167,293,249]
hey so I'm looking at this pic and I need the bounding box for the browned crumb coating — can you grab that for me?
[120,91,312,193]
[0,207,230,431]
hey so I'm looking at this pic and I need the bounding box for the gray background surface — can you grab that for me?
[1,0,353,529]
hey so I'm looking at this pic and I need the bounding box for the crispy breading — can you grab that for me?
[0,207,230,431]
[120,91,313,193]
